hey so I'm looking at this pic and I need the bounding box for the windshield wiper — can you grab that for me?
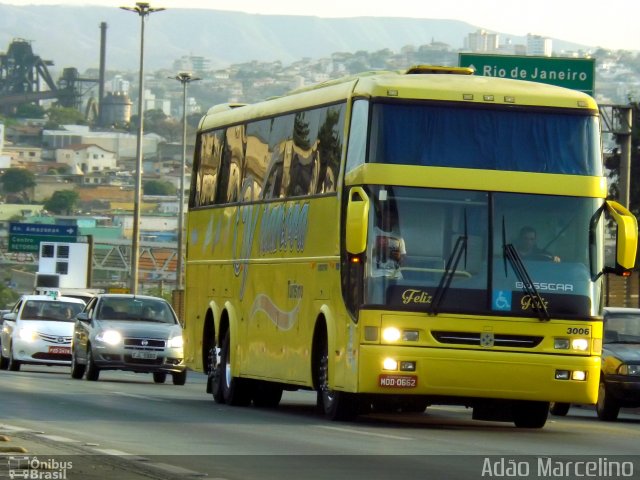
[502,218,550,321]
[428,212,468,315]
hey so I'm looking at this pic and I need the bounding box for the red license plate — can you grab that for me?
[48,346,71,355]
[378,374,418,388]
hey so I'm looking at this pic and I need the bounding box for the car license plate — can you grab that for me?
[48,346,71,355]
[132,351,157,360]
[378,374,418,388]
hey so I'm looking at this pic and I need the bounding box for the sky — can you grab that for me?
[3,0,640,51]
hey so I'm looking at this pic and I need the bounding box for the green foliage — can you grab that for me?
[44,190,79,215]
[15,103,46,119]
[0,168,36,194]
[0,283,19,310]
[45,106,85,128]
[130,109,182,142]
[144,179,176,196]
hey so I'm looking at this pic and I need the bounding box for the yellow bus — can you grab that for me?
[184,65,637,428]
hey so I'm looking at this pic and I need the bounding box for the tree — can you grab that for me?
[144,180,176,196]
[44,190,79,215]
[0,168,37,201]
[15,103,46,119]
[45,106,85,129]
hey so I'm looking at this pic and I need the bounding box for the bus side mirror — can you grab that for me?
[345,187,370,254]
[606,200,638,273]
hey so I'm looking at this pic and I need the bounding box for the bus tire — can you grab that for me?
[549,402,570,416]
[316,335,358,421]
[219,330,252,406]
[513,400,549,428]
[252,381,283,408]
[596,379,620,421]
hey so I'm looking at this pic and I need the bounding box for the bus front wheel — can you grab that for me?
[316,336,358,421]
[513,400,549,428]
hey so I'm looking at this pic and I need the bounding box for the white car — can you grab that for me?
[0,294,86,371]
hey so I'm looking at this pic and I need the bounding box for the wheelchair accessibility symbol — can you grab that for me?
[493,290,512,311]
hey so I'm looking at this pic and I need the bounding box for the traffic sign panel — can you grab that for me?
[9,222,78,236]
[458,53,595,95]
[8,222,78,253]
[8,235,77,253]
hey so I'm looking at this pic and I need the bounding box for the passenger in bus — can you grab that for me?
[515,226,561,262]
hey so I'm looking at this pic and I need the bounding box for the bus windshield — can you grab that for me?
[368,102,602,176]
[365,186,604,318]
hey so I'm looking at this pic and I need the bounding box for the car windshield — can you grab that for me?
[97,298,176,324]
[604,311,640,344]
[21,300,84,322]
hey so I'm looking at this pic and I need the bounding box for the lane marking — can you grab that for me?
[151,462,208,477]
[92,448,133,456]
[35,434,80,443]
[316,425,412,440]
[112,392,166,402]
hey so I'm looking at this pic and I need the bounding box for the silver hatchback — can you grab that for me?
[71,294,186,385]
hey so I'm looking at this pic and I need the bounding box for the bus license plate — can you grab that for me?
[132,351,157,360]
[378,374,417,388]
[48,346,71,355]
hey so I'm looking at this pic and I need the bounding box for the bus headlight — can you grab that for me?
[382,327,401,342]
[383,358,398,371]
[571,338,589,351]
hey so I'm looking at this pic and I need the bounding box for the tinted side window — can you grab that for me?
[287,109,322,197]
[263,115,294,200]
[243,119,271,202]
[217,125,245,204]
[316,104,346,194]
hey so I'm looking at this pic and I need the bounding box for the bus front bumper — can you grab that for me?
[358,345,599,404]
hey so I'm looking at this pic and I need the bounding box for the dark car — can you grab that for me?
[71,294,187,385]
[550,307,640,420]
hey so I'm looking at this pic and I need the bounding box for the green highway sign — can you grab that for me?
[9,235,78,253]
[458,53,595,95]
[8,222,78,253]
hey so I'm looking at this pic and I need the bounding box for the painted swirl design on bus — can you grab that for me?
[249,293,301,331]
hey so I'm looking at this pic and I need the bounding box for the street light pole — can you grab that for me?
[169,72,200,290]
[120,2,165,295]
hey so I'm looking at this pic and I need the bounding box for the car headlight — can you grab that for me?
[618,364,640,376]
[168,335,183,349]
[18,327,38,342]
[96,330,122,345]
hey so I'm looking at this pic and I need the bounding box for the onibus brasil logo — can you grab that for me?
[7,456,72,479]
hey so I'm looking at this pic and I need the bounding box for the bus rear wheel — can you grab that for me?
[316,336,358,421]
[219,330,252,406]
[513,400,549,428]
